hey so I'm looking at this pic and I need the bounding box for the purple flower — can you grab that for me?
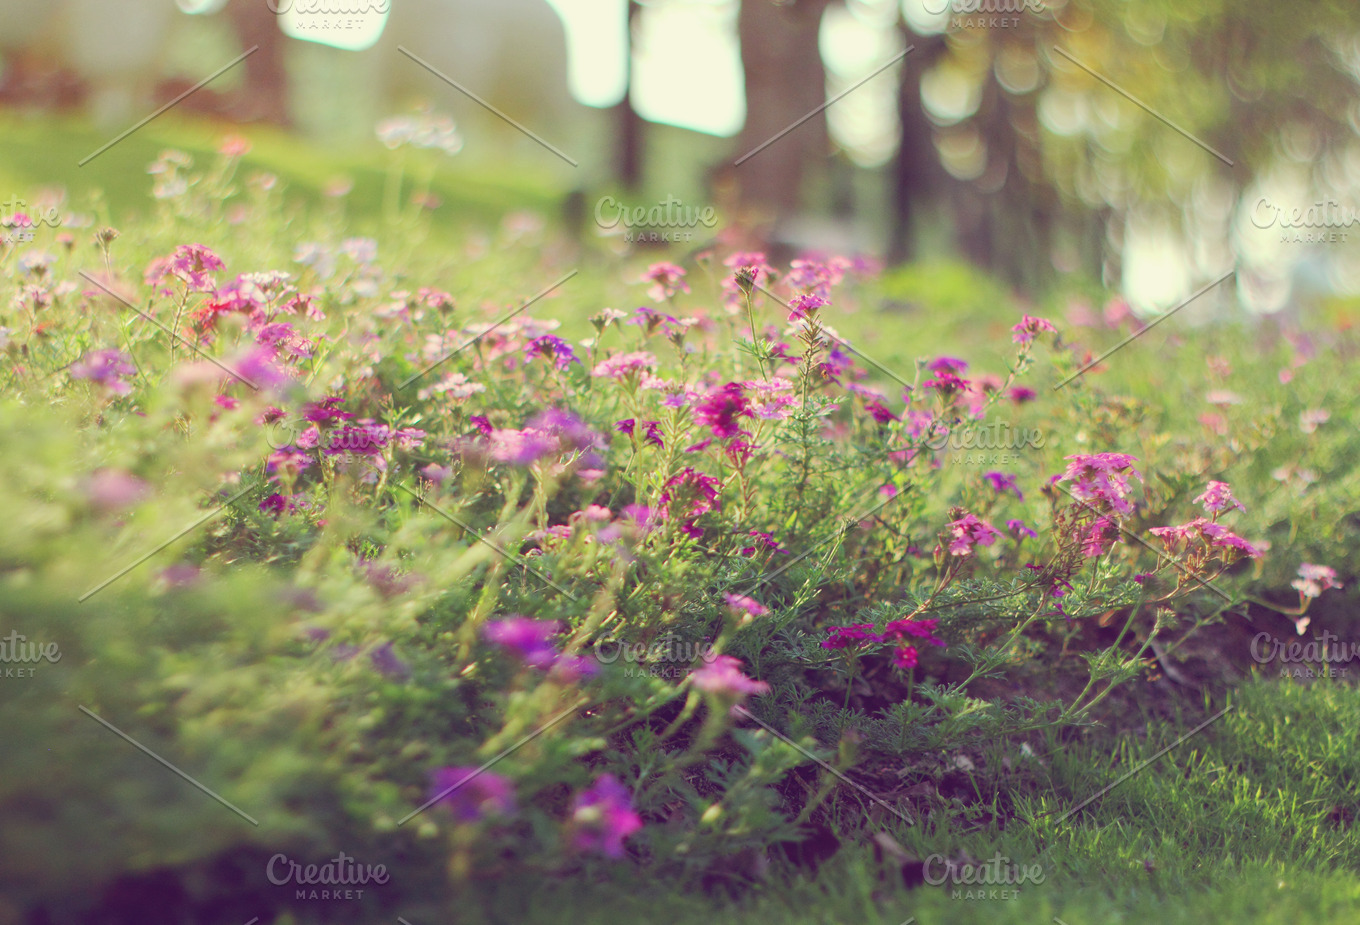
[70,349,136,395]
[788,293,828,323]
[983,471,1024,500]
[1006,518,1037,539]
[571,775,643,859]
[525,334,579,370]
[642,262,689,301]
[927,357,969,375]
[482,617,563,669]
[430,766,516,823]
[369,643,410,679]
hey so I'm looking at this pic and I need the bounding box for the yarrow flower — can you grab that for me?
[1011,314,1057,345]
[571,775,643,859]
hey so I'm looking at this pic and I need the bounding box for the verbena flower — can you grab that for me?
[689,655,770,699]
[482,617,563,669]
[1058,453,1141,516]
[946,512,1001,557]
[723,593,769,618]
[642,262,689,301]
[70,349,136,395]
[1011,314,1057,345]
[984,471,1023,500]
[525,334,579,370]
[1292,563,1341,600]
[592,351,658,380]
[1193,481,1244,516]
[821,624,883,649]
[571,775,643,859]
[695,382,753,439]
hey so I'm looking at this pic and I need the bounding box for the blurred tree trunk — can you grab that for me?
[226,0,290,124]
[887,26,947,265]
[732,0,833,239]
[613,0,645,191]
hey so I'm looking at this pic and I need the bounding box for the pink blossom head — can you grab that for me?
[571,775,643,858]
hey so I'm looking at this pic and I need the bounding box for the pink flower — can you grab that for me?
[164,244,225,292]
[1009,386,1037,405]
[1292,563,1341,600]
[984,471,1023,500]
[592,351,658,380]
[1007,518,1037,538]
[1011,314,1057,345]
[946,512,1001,557]
[891,645,920,670]
[571,775,643,859]
[658,467,723,533]
[689,655,770,698]
[788,293,828,323]
[1193,481,1244,516]
[482,617,563,669]
[642,262,689,301]
[723,593,769,618]
[1058,453,1141,516]
[1081,516,1119,558]
[85,469,150,513]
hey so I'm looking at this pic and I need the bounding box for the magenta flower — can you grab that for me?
[1081,516,1119,558]
[571,775,643,858]
[1011,314,1058,345]
[891,645,920,670]
[70,349,136,395]
[85,469,150,513]
[1193,481,1244,516]
[946,513,1001,557]
[658,467,723,533]
[482,617,564,669]
[642,262,689,301]
[695,382,753,439]
[821,624,884,649]
[788,293,828,323]
[927,357,969,374]
[740,530,787,557]
[429,767,516,823]
[880,617,945,648]
[1009,386,1037,404]
[1006,518,1037,539]
[1293,563,1341,600]
[689,655,770,698]
[983,471,1024,500]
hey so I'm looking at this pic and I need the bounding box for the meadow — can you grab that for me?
[1,114,1358,924]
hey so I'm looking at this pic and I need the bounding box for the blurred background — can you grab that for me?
[1,0,1359,313]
